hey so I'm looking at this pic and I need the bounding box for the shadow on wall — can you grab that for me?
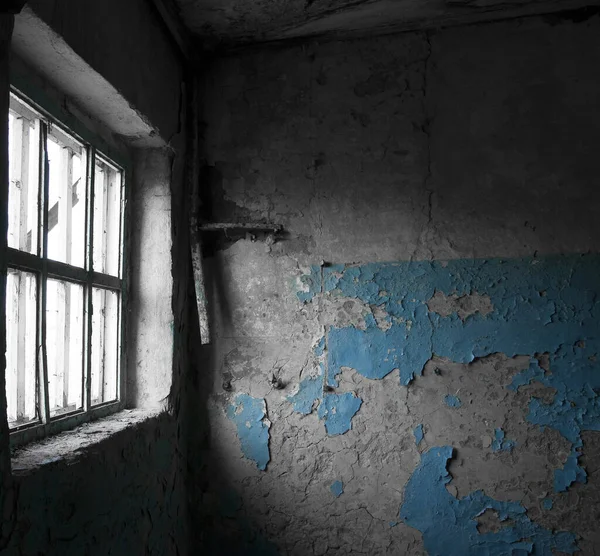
[186,255,279,555]
[9,415,185,555]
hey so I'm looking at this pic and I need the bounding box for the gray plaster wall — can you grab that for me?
[195,11,600,555]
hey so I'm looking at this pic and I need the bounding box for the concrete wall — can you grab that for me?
[6,412,185,556]
[1,3,192,555]
[196,11,600,554]
[21,0,182,142]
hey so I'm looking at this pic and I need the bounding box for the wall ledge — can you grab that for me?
[10,408,166,476]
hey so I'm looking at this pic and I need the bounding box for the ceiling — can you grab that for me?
[172,0,600,48]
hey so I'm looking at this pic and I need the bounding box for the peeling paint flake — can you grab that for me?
[296,265,322,303]
[318,392,362,435]
[491,428,516,452]
[287,339,325,414]
[444,394,462,408]
[330,480,344,497]
[414,424,424,446]
[227,394,271,471]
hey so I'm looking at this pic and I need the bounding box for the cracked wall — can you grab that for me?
[196,10,600,555]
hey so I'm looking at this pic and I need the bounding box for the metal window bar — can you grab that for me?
[84,147,95,412]
[92,162,107,404]
[39,121,50,425]
[6,92,127,445]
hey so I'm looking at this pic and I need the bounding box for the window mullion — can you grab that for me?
[17,118,33,420]
[64,150,74,410]
[38,122,50,425]
[83,147,95,412]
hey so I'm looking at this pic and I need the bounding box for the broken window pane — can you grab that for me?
[46,278,84,417]
[47,128,87,268]
[93,158,122,277]
[6,269,38,428]
[91,287,120,405]
[7,100,40,254]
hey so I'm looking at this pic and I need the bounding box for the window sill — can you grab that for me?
[10,408,163,475]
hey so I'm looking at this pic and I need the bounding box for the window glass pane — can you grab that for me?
[91,288,120,405]
[46,279,84,417]
[6,269,38,428]
[8,99,40,254]
[47,128,87,268]
[93,158,122,277]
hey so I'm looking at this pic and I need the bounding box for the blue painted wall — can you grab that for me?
[291,254,600,552]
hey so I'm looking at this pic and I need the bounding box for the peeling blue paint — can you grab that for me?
[286,372,322,415]
[389,521,398,528]
[542,498,553,511]
[554,446,587,493]
[491,428,516,452]
[318,392,362,435]
[400,446,578,555]
[227,394,270,471]
[287,339,364,435]
[414,424,424,446]
[444,394,462,408]
[314,336,326,357]
[296,265,321,303]
[287,339,325,414]
[296,255,600,492]
[330,480,344,497]
[327,326,402,382]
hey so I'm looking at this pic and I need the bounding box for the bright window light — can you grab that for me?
[5,92,126,441]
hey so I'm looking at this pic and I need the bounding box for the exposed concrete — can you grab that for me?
[195,11,600,554]
[427,290,493,320]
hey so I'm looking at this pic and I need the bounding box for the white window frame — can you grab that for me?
[6,88,129,447]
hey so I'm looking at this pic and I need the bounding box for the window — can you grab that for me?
[6,92,126,444]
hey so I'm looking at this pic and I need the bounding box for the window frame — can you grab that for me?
[6,86,130,448]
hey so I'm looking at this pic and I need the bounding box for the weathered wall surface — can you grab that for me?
[4,412,185,556]
[196,11,600,555]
